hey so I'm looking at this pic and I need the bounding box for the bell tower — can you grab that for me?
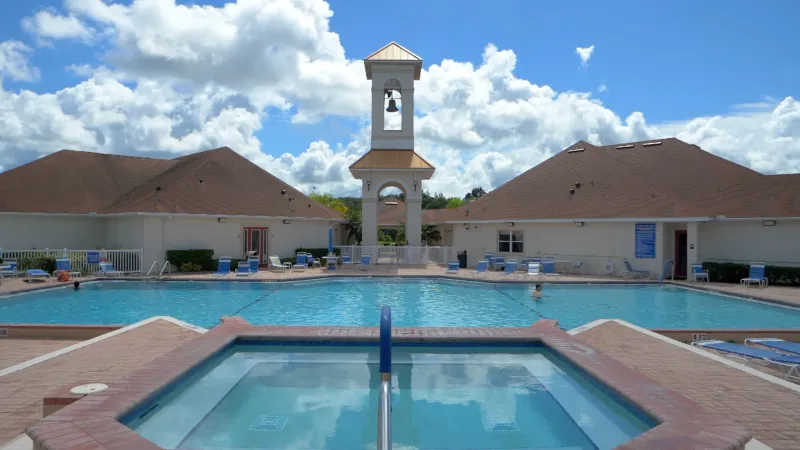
[349,42,435,251]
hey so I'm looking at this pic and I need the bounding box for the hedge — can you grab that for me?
[295,248,341,259]
[703,262,800,287]
[166,249,214,270]
[18,256,57,274]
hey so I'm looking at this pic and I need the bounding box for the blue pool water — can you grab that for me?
[126,345,655,450]
[1,278,799,329]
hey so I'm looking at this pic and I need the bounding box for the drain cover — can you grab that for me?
[70,383,109,395]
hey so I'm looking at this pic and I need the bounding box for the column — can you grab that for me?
[687,221,699,270]
[362,196,378,247]
[405,198,422,247]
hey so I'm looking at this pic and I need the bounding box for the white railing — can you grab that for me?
[0,248,144,274]
[335,246,451,266]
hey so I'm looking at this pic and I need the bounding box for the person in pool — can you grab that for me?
[531,284,543,299]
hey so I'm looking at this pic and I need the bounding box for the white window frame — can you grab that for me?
[498,230,524,254]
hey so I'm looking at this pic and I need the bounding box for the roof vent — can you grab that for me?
[567,147,585,154]
[642,141,662,147]
[616,144,635,149]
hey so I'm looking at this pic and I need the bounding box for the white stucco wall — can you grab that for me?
[699,220,800,267]
[105,217,144,249]
[0,215,107,250]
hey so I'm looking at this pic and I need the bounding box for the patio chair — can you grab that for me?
[235,261,251,277]
[213,257,232,277]
[542,259,560,277]
[326,255,338,270]
[741,263,768,288]
[358,254,372,270]
[502,261,518,279]
[570,261,584,275]
[293,254,308,271]
[308,255,322,269]
[0,259,17,278]
[471,260,488,277]
[99,262,124,277]
[268,256,291,273]
[527,262,541,279]
[692,340,800,381]
[341,254,354,269]
[446,260,459,274]
[54,258,82,279]
[26,269,51,281]
[745,338,800,355]
[621,259,650,279]
[248,257,260,275]
[690,264,709,283]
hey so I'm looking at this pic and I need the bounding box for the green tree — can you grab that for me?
[345,208,362,244]
[422,190,449,209]
[446,197,465,209]
[309,193,349,214]
[396,222,442,245]
[464,187,487,201]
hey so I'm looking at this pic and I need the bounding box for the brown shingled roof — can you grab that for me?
[443,138,800,222]
[0,148,343,220]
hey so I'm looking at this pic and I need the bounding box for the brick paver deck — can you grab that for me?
[0,319,200,445]
[575,321,800,450]
[0,339,81,371]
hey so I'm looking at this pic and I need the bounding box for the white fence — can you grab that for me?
[336,246,453,266]
[0,248,143,273]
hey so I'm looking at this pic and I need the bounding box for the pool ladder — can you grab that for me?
[144,261,158,282]
[378,305,392,450]
[144,261,171,282]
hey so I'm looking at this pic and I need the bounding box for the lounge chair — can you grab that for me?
[570,261,584,275]
[446,260,459,274]
[26,269,51,281]
[745,338,800,355]
[502,261,518,279]
[0,259,17,278]
[621,259,650,279]
[293,254,308,271]
[471,260,488,277]
[326,255,338,270]
[741,263,768,288]
[358,254,371,270]
[235,261,251,277]
[248,257,260,275]
[690,264,709,283]
[527,262,541,279]
[268,256,291,273]
[692,340,800,381]
[489,255,505,271]
[99,262,124,277]
[54,258,82,279]
[542,259,559,277]
[341,254,354,269]
[213,257,232,277]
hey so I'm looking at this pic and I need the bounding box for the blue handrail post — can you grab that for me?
[379,305,392,378]
[378,305,392,450]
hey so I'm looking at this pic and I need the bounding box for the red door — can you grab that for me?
[674,230,688,278]
[243,227,269,265]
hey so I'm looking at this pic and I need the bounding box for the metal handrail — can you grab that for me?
[377,305,392,450]
[158,261,170,280]
[658,260,674,287]
[144,261,158,281]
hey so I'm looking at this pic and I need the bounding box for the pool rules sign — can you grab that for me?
[635,223,656,259]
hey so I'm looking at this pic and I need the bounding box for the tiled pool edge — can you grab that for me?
[26,318,750,450]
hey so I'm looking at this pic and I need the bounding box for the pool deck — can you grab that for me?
[573,320,800,450]
[0,319,201,446]
[0,340,82,372]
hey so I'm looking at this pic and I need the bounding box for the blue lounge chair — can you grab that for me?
[214,257,232,277]
[26,269,51,281]
[692,340,800,381]
[326,255,338,270]
[308,255,321,269]
[99,262,124,277]
[621,258,650,279]
[471,260,488,277]
[690,264,709,283]
[358,254,371,270]
[745,338,800,356]
[489,255,505,271]
[235,261,251,277]
[542,259,559,277]
[248,257,260,275]
[54,258,82,279]
[1,259,17,278]
[341,254,353,269]
[741,263,767,288]
[446,260,459,274]
[502,261,518,279]
[293,254,308,271]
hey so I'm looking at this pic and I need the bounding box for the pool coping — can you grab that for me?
[26,318,750,450]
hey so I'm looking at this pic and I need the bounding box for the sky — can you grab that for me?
[1,0,799,198]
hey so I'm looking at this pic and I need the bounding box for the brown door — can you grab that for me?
[674,230,688,278]
[243,227,269,264]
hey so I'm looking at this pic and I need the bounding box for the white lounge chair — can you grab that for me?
[99,262,124,277]
[690,264,709,283]
[527,262,541,279]
[269,256,291,273]
[621,259,650,278]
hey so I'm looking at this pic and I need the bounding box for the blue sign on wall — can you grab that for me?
[87,252,100,265]
[635,223,656,259]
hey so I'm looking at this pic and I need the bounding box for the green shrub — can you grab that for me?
[703,262,800,287]
[180,262,202,272]
[295,248,340,259]
[17,256,57,273]
[167,249,214,270]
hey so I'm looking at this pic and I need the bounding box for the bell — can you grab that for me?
[386,99,399,113]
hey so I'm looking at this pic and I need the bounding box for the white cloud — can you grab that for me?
[598,84,608,93]
[0,1,798,197]
[0,41,40,82]
[575,45,595,67]
[22,9,94,45]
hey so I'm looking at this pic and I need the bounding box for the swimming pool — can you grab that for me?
[1,278,798,329]
[124,344,655,449]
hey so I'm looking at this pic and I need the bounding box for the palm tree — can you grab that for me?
[396,222,442,245]
[345,208,362,244]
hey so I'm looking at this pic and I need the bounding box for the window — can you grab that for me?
[498,230,523,253]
